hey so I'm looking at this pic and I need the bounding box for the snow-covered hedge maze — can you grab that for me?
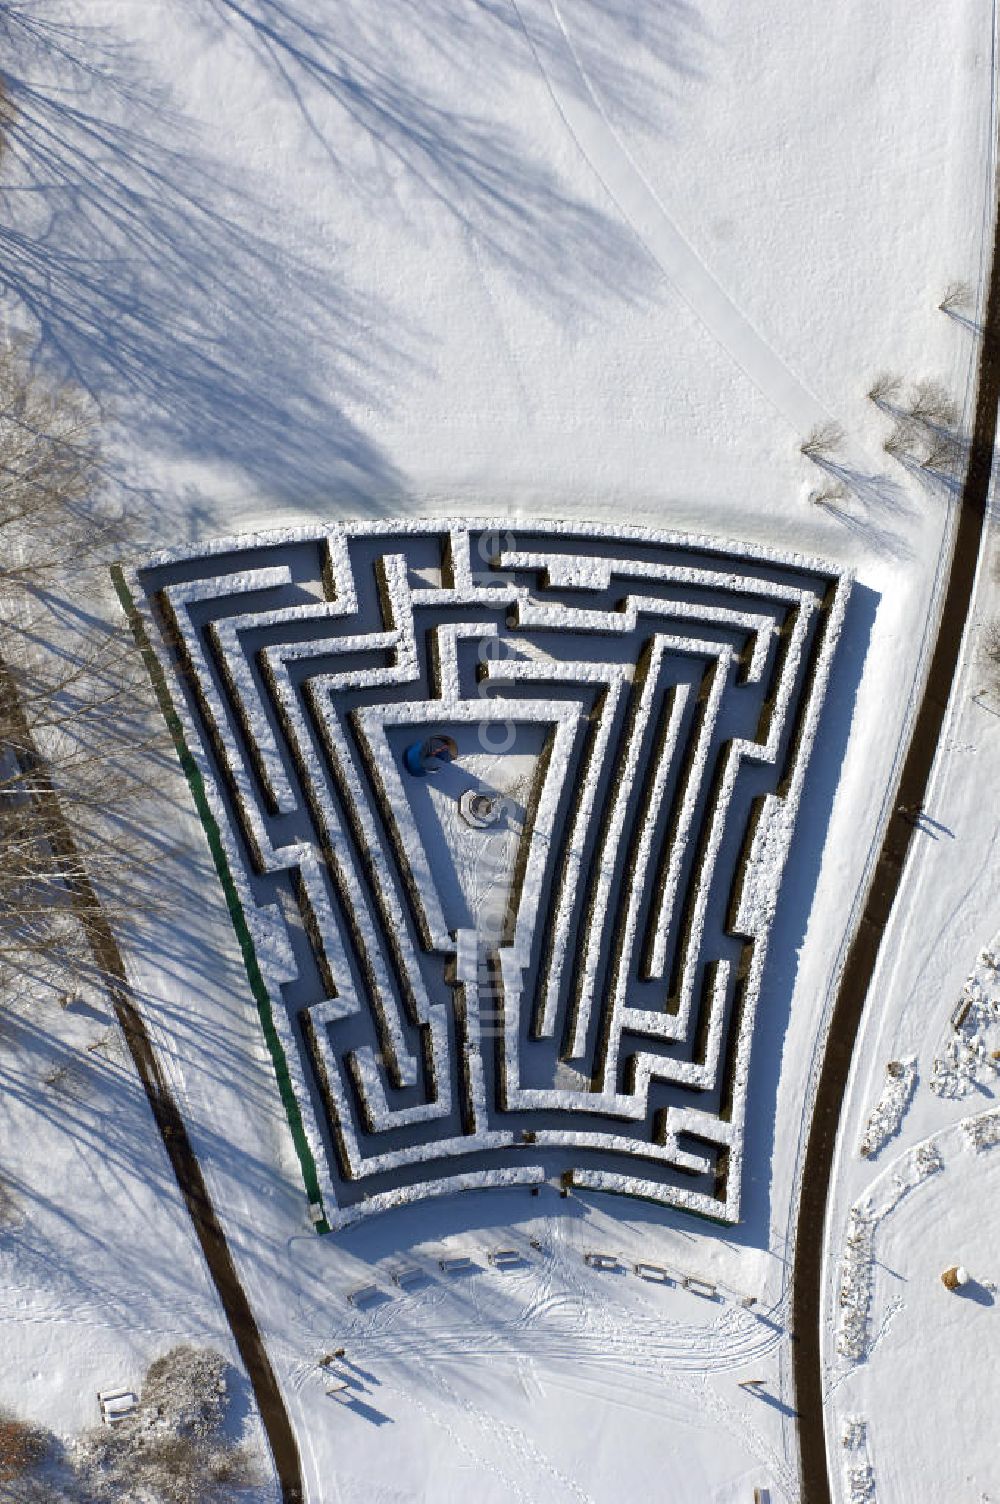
[123,521,850,1229]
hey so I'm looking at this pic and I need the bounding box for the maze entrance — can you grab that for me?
[120,520,850,1230]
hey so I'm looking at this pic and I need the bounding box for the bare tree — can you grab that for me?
[809,480,848,508]
[939,280,973,315]
[882,417,918,461]
[800,420,844,461]
[907,378,958,429]
[0,335,115,586]
[920,430,962,474]
[867,371,901,409]
[881,378,962,473]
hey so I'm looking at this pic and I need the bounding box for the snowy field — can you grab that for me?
[0,0,998,1500]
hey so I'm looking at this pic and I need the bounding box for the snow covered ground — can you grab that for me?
[1,0,998,1499]
[0,965,274,1483]
[822,519,1000,1502]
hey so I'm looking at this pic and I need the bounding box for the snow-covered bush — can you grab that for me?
[0,1411,49,1481]
[1,1480,80,1504]
[841,1416,867,1451]
[880,1140,943,1218]
[961,1108,1000,1155]
[139,1346,229,1438]
[844,1462,876,1503]
[82,1430,257,1504]
[858,1057,917,1158]
[836,1205,876,1361]
[73,1347,260,1504]
[983,620,1000,694]
[931,945,1000,1097]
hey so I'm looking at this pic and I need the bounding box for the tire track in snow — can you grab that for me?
[509,0,834,435]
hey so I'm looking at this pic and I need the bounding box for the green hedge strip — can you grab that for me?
[110,564,330,1234]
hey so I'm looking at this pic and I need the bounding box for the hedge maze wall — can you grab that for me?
[124,520,850,1229]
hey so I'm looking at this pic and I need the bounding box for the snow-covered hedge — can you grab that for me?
[961,1107,1000,1154]
[931,941,1000,1100]
[128,520,851,1228]
[858,1057,918,1158]
[836,1204,877,1361]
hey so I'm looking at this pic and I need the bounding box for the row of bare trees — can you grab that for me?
[0,330,156,1005]
[800,375,965,486]
[795,308,1000,695]
[798,279,976,510]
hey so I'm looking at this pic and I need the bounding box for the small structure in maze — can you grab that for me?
[119,519,851,1230]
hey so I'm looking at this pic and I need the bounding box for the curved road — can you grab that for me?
[789,186,1000,1500]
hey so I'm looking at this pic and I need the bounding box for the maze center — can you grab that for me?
[397,736,537,938]
[126,519,850,1231]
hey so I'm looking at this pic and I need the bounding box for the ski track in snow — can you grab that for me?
[413,1362,596,1504]
[509,0,833,436]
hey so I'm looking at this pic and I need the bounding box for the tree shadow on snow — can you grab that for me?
[0,2,402,518]
[191,0,712,312]
[810,456,919,561]
[0,0,716,526]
